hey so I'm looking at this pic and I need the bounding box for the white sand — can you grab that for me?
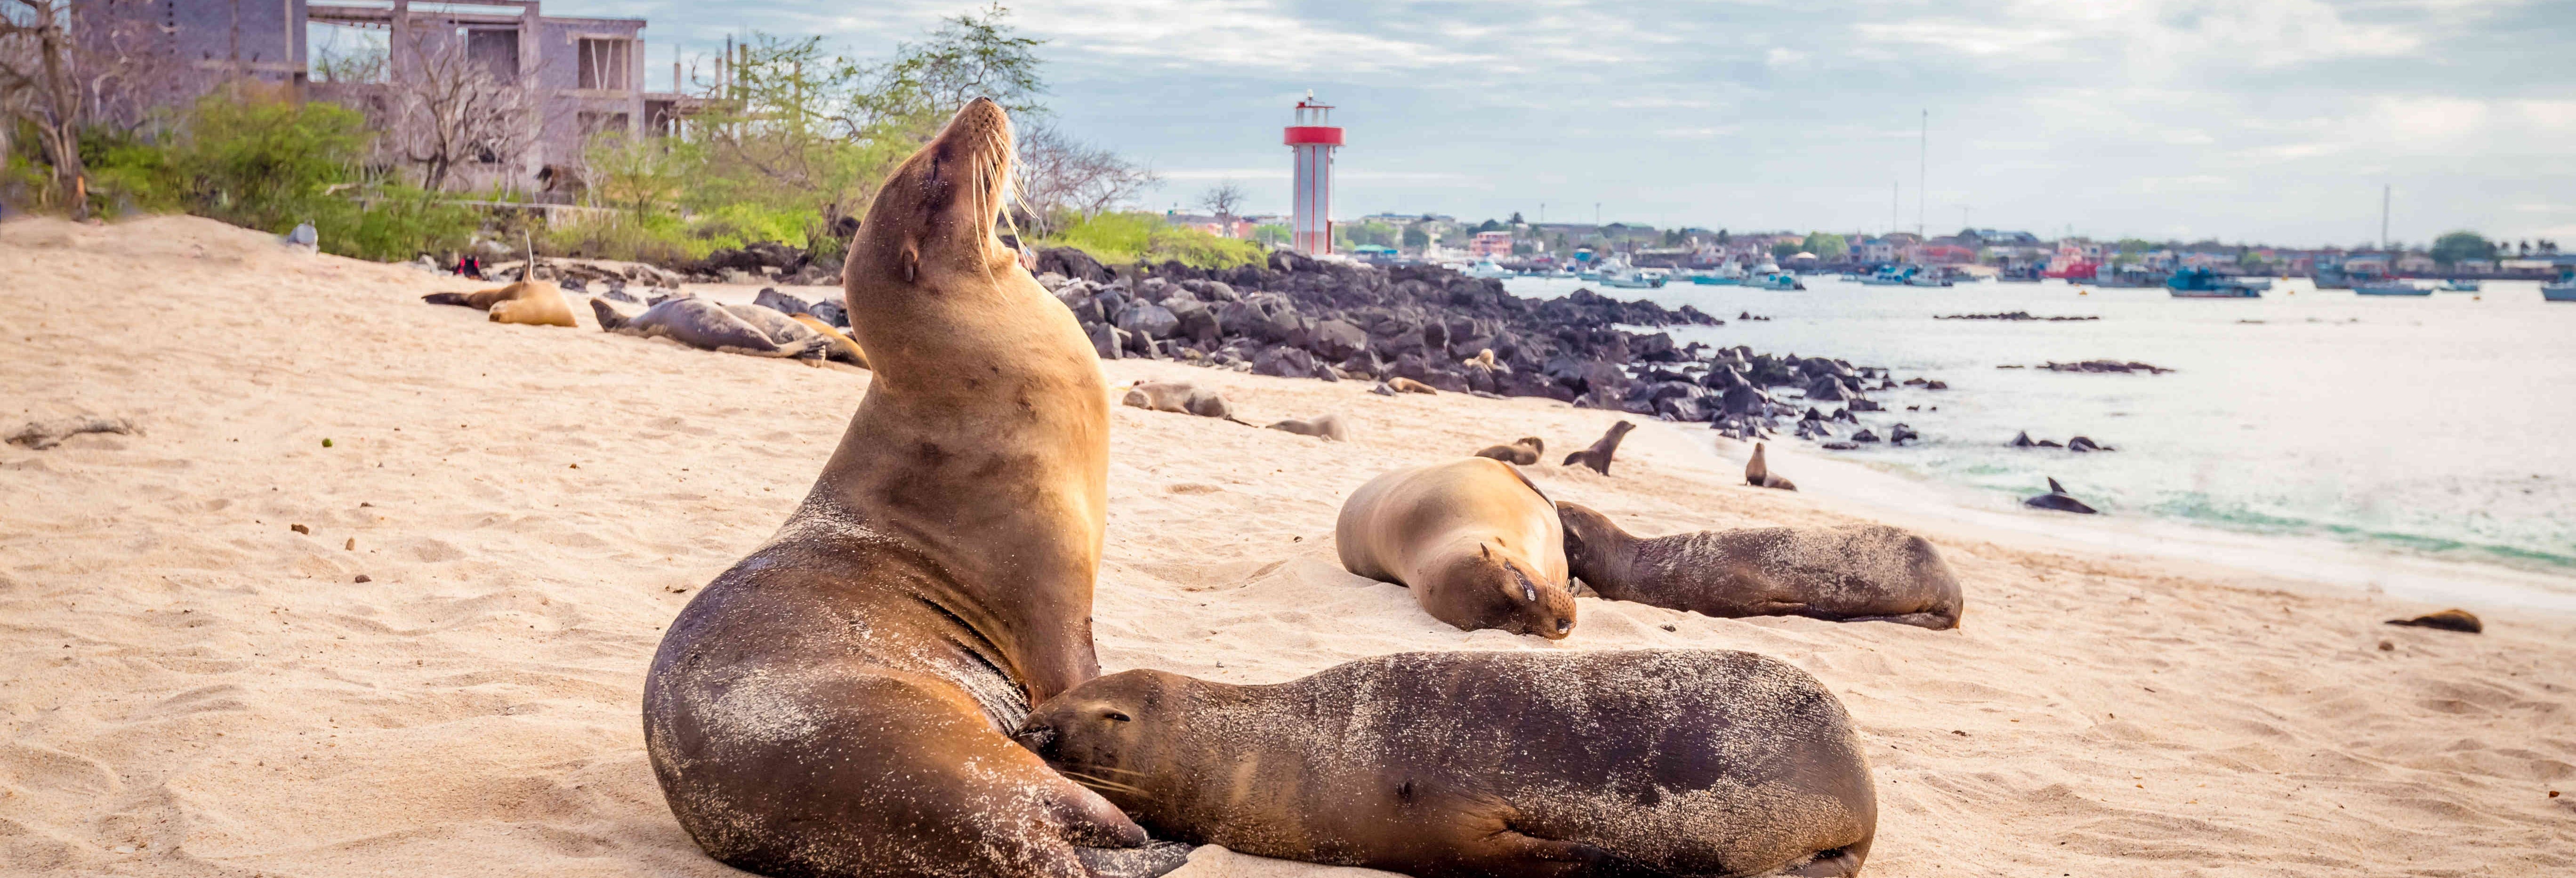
[4,216,2571,876]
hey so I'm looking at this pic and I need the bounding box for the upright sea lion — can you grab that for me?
[790,313,870,367]
[2022,477,2098,514]
[1473,436,1545,465]
[422,280,575,327]
[1746,441,1798,490]
[1265,413,1351,441]
[1562,420,1636,475]
[642,99,1168,878]
[1335,457,1575,638]
[1016,650,1877,878]
[590,297,828,359]
[1556,502,1963,629]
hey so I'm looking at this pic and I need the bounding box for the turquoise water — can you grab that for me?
[1506,276,2576,580]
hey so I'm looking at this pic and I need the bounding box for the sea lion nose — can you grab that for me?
[1555,618,1572,634]
[1013,725,1058,755]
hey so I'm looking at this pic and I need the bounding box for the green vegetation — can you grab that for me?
[1800,231,1849,260]
[1771,241,1801,260]
[2429,231,2495,266]
[1038,212,1262,269]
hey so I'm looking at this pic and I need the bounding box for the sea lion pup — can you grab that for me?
[1336,457,1575,638]
[1556,502,1963,630]
[789,313,870,367]
[1266,412,1351,441]
[1016,650,1876,878]
[642,99,1169,878]
[589,297,827,359]
[1473,436,1545,465]
[2022,477,2097,514]
[1385,377,1439,395]
[1562,420,1636,475]
[421,280,575,327]
[1746,442,1798,490]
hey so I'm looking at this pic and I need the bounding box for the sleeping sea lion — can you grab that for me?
[1746,441,1798,490]
[642,98,1173,878]
[1473,436,1545,465]
[1016,650,1877,878]
[1562,420,1636,475]
[1384,377,1439,395]
[1121,381,1247,422]
[1265,413,1351,441]
[2022,477,2098,514]
[422,280,576,327]
[590,297,827,359]
[1335,457,1574,638]
[1556,501,1963,629]
[789,313,870,367]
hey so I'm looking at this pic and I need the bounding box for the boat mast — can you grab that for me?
[1916,108,1927,238]
[2380,184,2391,251]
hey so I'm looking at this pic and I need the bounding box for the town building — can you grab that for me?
[1467,230,1513,258]
[72,0,691,196]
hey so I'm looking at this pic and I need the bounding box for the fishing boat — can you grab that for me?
[1905,267,1953,288]
[1689,263,1747,285]
[2436,279,2481,292]
[2544,272,2576,302]
[1858,266,1913,286]
[2353,279,2432,296]
[2165,267,2264,298]
[1594,258,1666,289]
[1464,259,1514,280]
[1753,271,1804,291]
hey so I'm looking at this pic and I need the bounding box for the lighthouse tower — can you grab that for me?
[1284,91,1344,255]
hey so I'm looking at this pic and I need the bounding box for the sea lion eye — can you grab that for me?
[1102,710,1131,723]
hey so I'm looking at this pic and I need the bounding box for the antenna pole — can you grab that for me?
[1917,109,1928,237]
[2381,184,2391,250]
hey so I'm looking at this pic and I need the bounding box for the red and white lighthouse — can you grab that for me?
[1284,91,1343,255]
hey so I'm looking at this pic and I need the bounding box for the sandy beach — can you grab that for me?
[5,216,2572,877]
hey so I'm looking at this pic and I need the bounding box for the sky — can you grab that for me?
[550,0,2575,248]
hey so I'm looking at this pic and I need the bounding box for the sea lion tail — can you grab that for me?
[588,297,631,331]
[422,292,470,307]
[1225,415,1258,427]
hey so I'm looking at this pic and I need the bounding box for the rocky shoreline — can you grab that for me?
[1026,248,1929,445]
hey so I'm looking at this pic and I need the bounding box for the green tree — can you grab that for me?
[2429,231,2494,267]
[1771,241,1801,260]
[1800,231,1849,260]
[1401,225,1430,250]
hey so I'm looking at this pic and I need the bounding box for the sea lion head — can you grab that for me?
[1516,436,1545,455]
[1433,540,1576,639]
[1553,501,1631,590]
[847,97,1021,305]
[1012,669,1201,812]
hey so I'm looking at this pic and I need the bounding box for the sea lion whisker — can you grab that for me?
[1057,770,1151,798]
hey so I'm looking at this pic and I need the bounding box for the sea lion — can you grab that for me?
[1461,348,1504,371]
[1265,413,1351,441]
[1384,377,1439,395]
[421,280,576,327]
[1121,380,1245,422]
[2022,477,2098,514]
[2386,608,2482,633]
[1015,650,1876,878]
[1472,436,1545,465]
[1556,502,1963,629]
[790,313,871,367]
[1335,457,1575,638]
[1746,441,1798,490]
[1562,420,1636,475]
[642,99,1169,878]
[590,297,828,359]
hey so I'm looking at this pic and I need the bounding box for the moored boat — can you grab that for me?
[2353,279,2432,296]
[1753,271,1804,290]
[2544,272,2576,302]
[2436,279,2480,292]
[2165,267,2263,298]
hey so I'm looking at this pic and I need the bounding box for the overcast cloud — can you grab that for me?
[555,0,2574,246]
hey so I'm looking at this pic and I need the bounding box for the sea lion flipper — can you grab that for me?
[422,292,470,306]
[1074,840,1196,878]
[2047,477,2068,494]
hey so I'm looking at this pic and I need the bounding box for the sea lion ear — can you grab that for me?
[901,238,920,284]
[1480,543,1492,559]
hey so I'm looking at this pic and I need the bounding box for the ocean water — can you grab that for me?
[1505,275,2576,597]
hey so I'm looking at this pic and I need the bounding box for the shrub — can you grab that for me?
[1040,212,1264,269]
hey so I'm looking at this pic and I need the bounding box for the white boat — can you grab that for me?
[2437,279,2480,292]
[1905,269,1952,287]
[2544,274,2576,302]
[1859,266,1913,286]
[1592,257,1666,289]
[1753,271,1803,291]
[1464,259,1514,279]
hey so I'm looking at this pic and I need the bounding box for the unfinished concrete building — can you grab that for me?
[75,0,691,198]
